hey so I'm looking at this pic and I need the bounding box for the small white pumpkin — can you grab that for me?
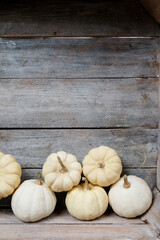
[0,152,21,199]
[83,146,122,187]
[108,175,152,218]
[42,151,82,192]
[11,173,56,222]
[66,177,108,220]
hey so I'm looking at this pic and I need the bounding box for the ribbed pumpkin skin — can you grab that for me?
[108,175,152,218]
[0,152,21,199]
[11,180,57,222]
[66,182,108,220]
[42,151,82,192]
[83,146,122,187]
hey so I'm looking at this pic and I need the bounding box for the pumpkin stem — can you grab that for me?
[123,175,131,188]
[97,162,105,168]
[57,156,68,173]
[82,177,90,190]
[35,172,42,185]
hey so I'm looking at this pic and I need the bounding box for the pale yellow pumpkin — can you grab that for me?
[42,151,82,192]
[83,146,122,187]
[0,152,21,199]
[66,177,108,220]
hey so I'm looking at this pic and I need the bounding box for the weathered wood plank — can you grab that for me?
[158,126,160,190]
[0,78,158,128]
[0,209,142,224]
[0,168,156,207]
[141,188,160,238]
[0,224,158,240]
[0,0,159,37]
[0,38,158,78]
[0,129,158,168]
[158,81,160,190]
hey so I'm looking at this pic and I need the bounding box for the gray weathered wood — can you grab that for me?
[0,38,159,78]
[0,129,158,168]
[0,0,159,37]
[0,78,158,128]
[0,224,158,240]
[158,128,160,190]
[158,102,160,190]
[0,209,142,224]
[141,188,160,238]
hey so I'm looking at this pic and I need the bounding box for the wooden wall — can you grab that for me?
[0,0,159,206]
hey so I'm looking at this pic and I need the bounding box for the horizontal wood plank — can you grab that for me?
[0,0,159,37]
[0,224,158,240]
[0,168,156,207]
[0,78,158,128]
[0,209,143,224]
[0,129,158,168]
[0,38,159,78]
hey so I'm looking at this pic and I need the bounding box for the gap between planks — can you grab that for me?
[0,36,159,39]
[0,127,158,130]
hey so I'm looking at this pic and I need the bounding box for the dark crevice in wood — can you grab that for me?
[0,126,158,130]
[146,220,160,239]
[0,36,160,39]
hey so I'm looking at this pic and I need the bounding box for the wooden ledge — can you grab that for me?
[0,208,159,239]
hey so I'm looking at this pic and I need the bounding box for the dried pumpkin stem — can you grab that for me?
[35,172,42,185]
[57,156,68,173]
[123,175,131,188]
[82,177,89,190]
[97,162,105,168]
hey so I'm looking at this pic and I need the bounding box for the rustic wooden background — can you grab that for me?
[0,0,159,209]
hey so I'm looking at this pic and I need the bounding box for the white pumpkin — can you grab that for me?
[0,152,21,199]
[83,146,122,187]
[42,151,82,192]
[66,177,108,220]
[11,173,56,222]
[108,175,152,218]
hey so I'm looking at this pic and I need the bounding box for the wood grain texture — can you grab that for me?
[0,224,158,240]
[0,168,156,207]
[0,0,159,37]
[0,129,158,168]
[0,209,142,224]
[141,188,160,238]
[0,38,159,78]
[158,84,160,190]
[0,78,158,128]
[158,126,160,190]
